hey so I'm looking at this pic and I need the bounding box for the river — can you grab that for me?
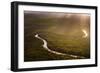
[35,34,85,59]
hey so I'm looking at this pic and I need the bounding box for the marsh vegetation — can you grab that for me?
[24,11,90,62]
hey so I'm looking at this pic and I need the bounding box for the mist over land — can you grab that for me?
[24,11,90,62]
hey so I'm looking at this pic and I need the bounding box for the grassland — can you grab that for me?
[24,12,90,62]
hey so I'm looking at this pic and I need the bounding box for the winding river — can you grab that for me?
[35,34,85,59]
